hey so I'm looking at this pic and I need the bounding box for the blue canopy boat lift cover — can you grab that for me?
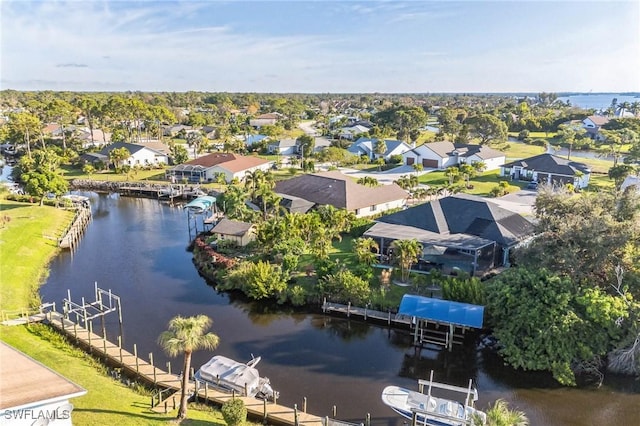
[184,196,218,240]
[398,295,484,351]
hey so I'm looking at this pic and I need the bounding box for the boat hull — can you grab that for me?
[381,385,485,426]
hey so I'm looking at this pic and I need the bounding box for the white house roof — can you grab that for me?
[0,342,87,411]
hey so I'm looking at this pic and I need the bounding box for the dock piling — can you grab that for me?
[134,344,139,373]
[149,352,156,383]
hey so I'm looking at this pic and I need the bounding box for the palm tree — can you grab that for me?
[244,169,265,198]
[445,166,460,184]
[186,131,204,158]
[617,101,632,117]
[484,399,529,426]
[390,239,422,283]
[352,237,379,266]
[374,138,387,161]
[357,176,379,187]
[630,101,640,117]
[158,315,220,419]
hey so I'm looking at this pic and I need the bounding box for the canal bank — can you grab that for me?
[39,193,640,426]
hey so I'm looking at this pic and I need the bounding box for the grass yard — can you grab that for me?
[61,165,168,182]
[0,325,228,425]
[0,195,254,425]
[0,198,74,312]
[419,169,522,197]
[498,141,546,161]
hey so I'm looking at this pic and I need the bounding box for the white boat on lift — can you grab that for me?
[194,355,279,401]
[381,371,486,426]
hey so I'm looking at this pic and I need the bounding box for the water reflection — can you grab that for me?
[40,193,640,426]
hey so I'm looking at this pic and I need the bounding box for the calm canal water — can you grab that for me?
[41,193,640,425]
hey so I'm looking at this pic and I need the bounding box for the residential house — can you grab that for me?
[402,141,506,170]
[276,193,315,214]
[166,153,272,183]
[501,153,591,189]
[582,115,610,141]
[77,128,111,147]
[1,341,87,426]
[249,112,284,129]
[163,124,192,137]
[363,194,535,276]
[347,137,413,161]
[337,124,371,140]
[244,134,269,147]
[267,138,298,155]
[210,218,256,247]
[274,170,408,217]
[81,141,169,168]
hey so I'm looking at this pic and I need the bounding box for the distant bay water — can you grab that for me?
[557,93,639,110]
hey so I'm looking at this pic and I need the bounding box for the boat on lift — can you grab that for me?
[381,371,486,426]
[194,355,279,401]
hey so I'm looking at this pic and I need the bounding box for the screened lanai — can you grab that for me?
[165,164,208,183]
[363,222,497,276]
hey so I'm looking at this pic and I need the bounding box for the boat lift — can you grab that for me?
[62,282,123,342]
[183,195,219,241]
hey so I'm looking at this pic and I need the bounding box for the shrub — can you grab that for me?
[221,398,247,426]
[441,274,486,305]
[287,285,308,306]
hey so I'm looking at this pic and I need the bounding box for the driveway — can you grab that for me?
[485,189,538,217]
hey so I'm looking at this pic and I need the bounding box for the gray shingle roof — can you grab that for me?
[274,171,408,211]
[211,218,253,236]
[502,153,590,176]
[419,141,505,160]
[376,193,534,247]
[277,193,315,214]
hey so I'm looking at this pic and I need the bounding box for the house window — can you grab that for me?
[370,205,377,211]
[355,209,360,215]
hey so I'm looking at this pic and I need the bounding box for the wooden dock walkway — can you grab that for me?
[41,311,324,426]
[59,205,92,250]
[322,300,411,327]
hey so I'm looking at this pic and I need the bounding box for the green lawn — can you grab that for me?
[0,195,252,425]
[0,198,74,312]
[0,325,226,425]
[498,141,546,161]
[419,169,522,197]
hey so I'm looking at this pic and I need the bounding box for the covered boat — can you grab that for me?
[381,372,486,426]
[194,355,278,400]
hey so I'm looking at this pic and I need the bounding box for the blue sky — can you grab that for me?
[1,0,638,93]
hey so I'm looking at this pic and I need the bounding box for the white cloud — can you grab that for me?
[1,0,638,92]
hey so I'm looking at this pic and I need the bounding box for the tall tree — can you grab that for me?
[186,131,204,158]
[352,237,379,266]
[557,124,586,160]
[6,112,41,158]
[391,239,422,282]
[158,315,220,419]
[468,114,508,145]
[45,98,76,151]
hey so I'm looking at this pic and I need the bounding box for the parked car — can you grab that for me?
[526,181,539,190]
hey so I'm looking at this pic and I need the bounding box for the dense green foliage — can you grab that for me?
[486,268,629,385]
[441,274,485,305]
[221,399,247,426]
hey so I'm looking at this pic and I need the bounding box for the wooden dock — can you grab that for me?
[40,310,324,426]
[322,300,411,328]
[59,205,92,250]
